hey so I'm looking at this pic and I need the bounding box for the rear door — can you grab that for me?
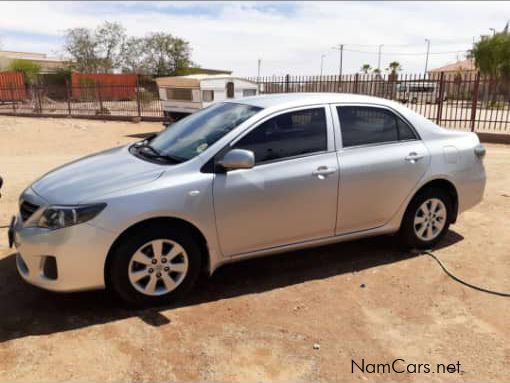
[333,104,430,234]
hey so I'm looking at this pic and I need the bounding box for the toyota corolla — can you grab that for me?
[9,93,486,305]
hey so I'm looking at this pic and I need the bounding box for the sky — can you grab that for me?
[0,1,507,76]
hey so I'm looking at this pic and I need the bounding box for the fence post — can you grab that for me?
[35,83,43,114]
[285,74,290,93]
[470,72,481,132]
[435,72,445,125]
[65,79,72,116]
[354,73,359,94]
[97,82,104,113]
[136,76,142,118]
[10,83,16,114]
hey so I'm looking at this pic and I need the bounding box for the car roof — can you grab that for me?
[228,92,396,109]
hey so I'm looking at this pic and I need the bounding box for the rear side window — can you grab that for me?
[337,106,417,147]
[234,108,327,164]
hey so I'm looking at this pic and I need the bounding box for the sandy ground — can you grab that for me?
[0,115,508,382]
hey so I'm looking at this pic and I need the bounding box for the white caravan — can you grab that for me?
[156,74,258,124]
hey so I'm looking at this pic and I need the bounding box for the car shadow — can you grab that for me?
[0,231,464,343]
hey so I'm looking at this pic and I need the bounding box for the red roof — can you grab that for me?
[428,59,476,73]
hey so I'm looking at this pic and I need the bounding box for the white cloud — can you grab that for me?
[0,1,508,75]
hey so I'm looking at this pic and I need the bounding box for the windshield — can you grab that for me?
[150,102,262,161]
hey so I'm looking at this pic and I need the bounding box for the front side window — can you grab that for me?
[233,108,327,164]
[150,102,262,161]
[337,106,417,147]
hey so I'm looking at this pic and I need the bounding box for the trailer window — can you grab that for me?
[166,88,193,101]
[226,82,235,98]
[202,90,214,102]
[243,89,257,97]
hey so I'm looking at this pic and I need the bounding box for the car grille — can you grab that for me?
[20,200,40,222]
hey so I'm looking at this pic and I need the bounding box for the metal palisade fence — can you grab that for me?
[247,73,510,133]
[0,75,164,121]
[0,71,509,134]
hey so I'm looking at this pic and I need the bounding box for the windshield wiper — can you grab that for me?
[136,144,184,163]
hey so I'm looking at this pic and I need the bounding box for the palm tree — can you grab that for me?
[387,61,402,81]
[360,64,372,74]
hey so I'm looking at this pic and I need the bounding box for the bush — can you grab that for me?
[78,77,97,101]
[139,89,156,106]
[8,59,41,84]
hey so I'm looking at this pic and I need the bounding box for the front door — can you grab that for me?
[213,106,339,256]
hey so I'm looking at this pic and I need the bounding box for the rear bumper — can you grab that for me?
[12,216,116,292]
[457,163,486,214]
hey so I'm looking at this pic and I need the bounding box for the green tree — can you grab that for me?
[360,64,372,74]
[120,33,193,76]
[469,30,510,79]
[63,21,193,75]
[64,27,99,72]
[63,21,127,73]
[95,21,127,72]
[387,61,402,81]
[8,59,41,84]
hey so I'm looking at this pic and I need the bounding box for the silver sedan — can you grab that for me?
[10,93,486,306]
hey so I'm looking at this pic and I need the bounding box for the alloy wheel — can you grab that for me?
[413,198,447,242]
[128,239,189,296]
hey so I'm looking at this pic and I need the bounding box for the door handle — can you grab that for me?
[313,166,337,178]
[405,152,424,163]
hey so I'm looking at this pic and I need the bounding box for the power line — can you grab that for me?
[337,40,473,48]
[343,48,467,56]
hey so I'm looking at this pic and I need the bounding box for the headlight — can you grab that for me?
[37,203,106,230]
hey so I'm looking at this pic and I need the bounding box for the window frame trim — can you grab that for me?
[330,103,421,150]
[225,104,335,168]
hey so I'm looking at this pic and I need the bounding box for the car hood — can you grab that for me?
[31,145,164,204]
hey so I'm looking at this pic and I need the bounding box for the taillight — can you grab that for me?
[474,144,486,158]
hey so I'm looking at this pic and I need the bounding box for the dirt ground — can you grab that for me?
[0,115,508,383]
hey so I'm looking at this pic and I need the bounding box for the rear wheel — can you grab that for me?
[109,225,202,307]
[399,188,452,249]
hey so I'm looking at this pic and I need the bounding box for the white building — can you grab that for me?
[156,74,258,122]
[0,51,69,73]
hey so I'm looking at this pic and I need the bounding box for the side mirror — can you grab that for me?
[218,149,255,170]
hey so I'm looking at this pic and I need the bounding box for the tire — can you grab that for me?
[399,188,452,249]
[109,224,202,307]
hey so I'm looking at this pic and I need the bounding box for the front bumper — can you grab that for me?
[11,215,117,292]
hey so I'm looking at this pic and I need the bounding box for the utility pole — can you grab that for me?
[257,58,262,94]
[320,54,326,77]
[331,44,344,91]
[377,44,383,71]
[339,44,344,79]
[424,39,430,75]
[489,28,496,37]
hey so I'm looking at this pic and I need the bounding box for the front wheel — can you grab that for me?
[399,188,452,249]
[109,225,202,307]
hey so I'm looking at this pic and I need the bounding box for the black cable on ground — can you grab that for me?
[423,250,510,297]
